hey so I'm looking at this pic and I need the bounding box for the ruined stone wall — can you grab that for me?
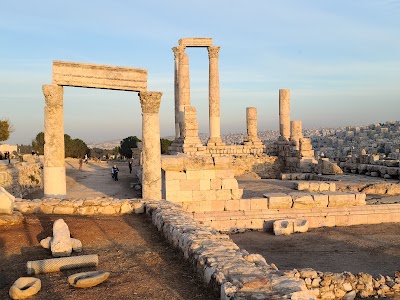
[230,155,282,178]
[0,162,43,197]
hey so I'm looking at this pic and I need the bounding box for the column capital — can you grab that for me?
[42,84,63,106]
[139,91,162,114]
[172,45,185,60]
[208,46,220,59]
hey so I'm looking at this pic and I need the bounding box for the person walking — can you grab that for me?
[112,165,119,181]
[128,159,133,174]
[79,158,83,171]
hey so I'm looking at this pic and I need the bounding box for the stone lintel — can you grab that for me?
[179,38,213,47]
[52,61,148,92]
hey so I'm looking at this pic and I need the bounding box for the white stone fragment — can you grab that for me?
[9,277,41,299]
[0,186,15,215]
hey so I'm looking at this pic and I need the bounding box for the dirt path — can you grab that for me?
[27,158,141,199]
[0,214,219,300]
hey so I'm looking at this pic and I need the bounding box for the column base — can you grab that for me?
[207,137,225,147]
[44,166,66,198]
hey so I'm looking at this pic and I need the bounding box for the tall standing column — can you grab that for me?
[207,46,224,145]
[178,52,190,137]
[139,91,162,200]
[43,84,66,197]
[279,89,290,141]
[172,46,185,139]
[246,107,260,142]
[290,120,303,150]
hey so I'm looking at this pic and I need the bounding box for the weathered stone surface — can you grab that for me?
[52,61,147,91]
[50,219,73,257]
[0,186,15,214]
[0,211,23,226]
[273,219,293,235]
[9,277,41,299]
[68,271,110,288]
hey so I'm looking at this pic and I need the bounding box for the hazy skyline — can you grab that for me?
[1,0,399,144]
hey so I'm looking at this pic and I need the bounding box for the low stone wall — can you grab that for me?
[0,161,43,197]
[14,197,144,215]
[281,173,340,181]
[205,143,265,156]
[193,204,400,232]
[286,268,400,299]
[145,201,312,299]
[339,155,400,179]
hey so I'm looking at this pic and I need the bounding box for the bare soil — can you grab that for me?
[0,214,219,300]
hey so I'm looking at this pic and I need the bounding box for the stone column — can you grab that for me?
[139,91,162,200]
[172,46,185,139]
[290,120,303,150]
[207,46,224,145]
[246,107,260,142]
[279,89,290,140]
[43,84,66,197]
[178,52,190,136]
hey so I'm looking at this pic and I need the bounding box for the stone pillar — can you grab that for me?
[290,120,303,150]
[178,52,190,136]
[246,107,260,142]
[172,46,185,139]
[207,46,224,146]
[43,84,66,197]
[279,89,290,141]
[139,91,162,200]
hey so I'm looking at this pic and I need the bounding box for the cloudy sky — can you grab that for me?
[1,0,399,144]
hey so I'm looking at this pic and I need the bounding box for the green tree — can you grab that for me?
[0,119,13,142]
[32,132,45,154]
[160,138,172,154]
[119,136,141,158]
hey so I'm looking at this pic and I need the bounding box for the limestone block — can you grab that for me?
[215,169,234,179]
[240,199,251,211]
[319,182,330,192]
[273,219,293,235]
[180,179,200,191]
[192,190,217,201]
[199,179,211,191]
[98,206,117,215]
[324,192,356,207]
[311,194,329,207]
[184,157,214,170]
[264,193,293,209]
[9,277,41,299]
[295,182,309,191]
[354,192,366,206]
[216,189,233,201]
[53,206,75,215]
[161,157,185,172]
[77,206,96,215]
[68,271,110,288]
[290,193,315,209]
[213,156,232,170]
[202,169,216,179]
[250,198,269,210]
[165,190,193,202]
[186,170,203,180]
[221,178,239,189]
[231,189,243,200]
[293,219,309,233]
[164,170,186,181]
[309,182,320,192]
[210,200,226,211]
[329,182,336,191]
[0,186,15,215]
[51,219,73,257]
[224,200,240,211]
[210,178,222,189]
[165,179,180,191]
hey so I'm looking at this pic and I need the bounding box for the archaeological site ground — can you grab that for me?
[1,38,399,300]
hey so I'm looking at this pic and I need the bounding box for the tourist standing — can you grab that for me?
[79,158,83,171]
[128,159,133,174]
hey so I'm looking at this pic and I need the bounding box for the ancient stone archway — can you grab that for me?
[43,61,162,200]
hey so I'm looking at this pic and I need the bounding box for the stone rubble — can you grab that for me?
[9,277,41,300]
[0,186,15,214]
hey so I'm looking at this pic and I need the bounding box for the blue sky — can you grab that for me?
[1,0,399,144]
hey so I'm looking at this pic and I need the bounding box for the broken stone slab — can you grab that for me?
[39,218,82,257]
[9,277,41,299]
[68,271,110,288]
[0,211,24,226]
[0,186,15,215]
[273,219,309,235]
